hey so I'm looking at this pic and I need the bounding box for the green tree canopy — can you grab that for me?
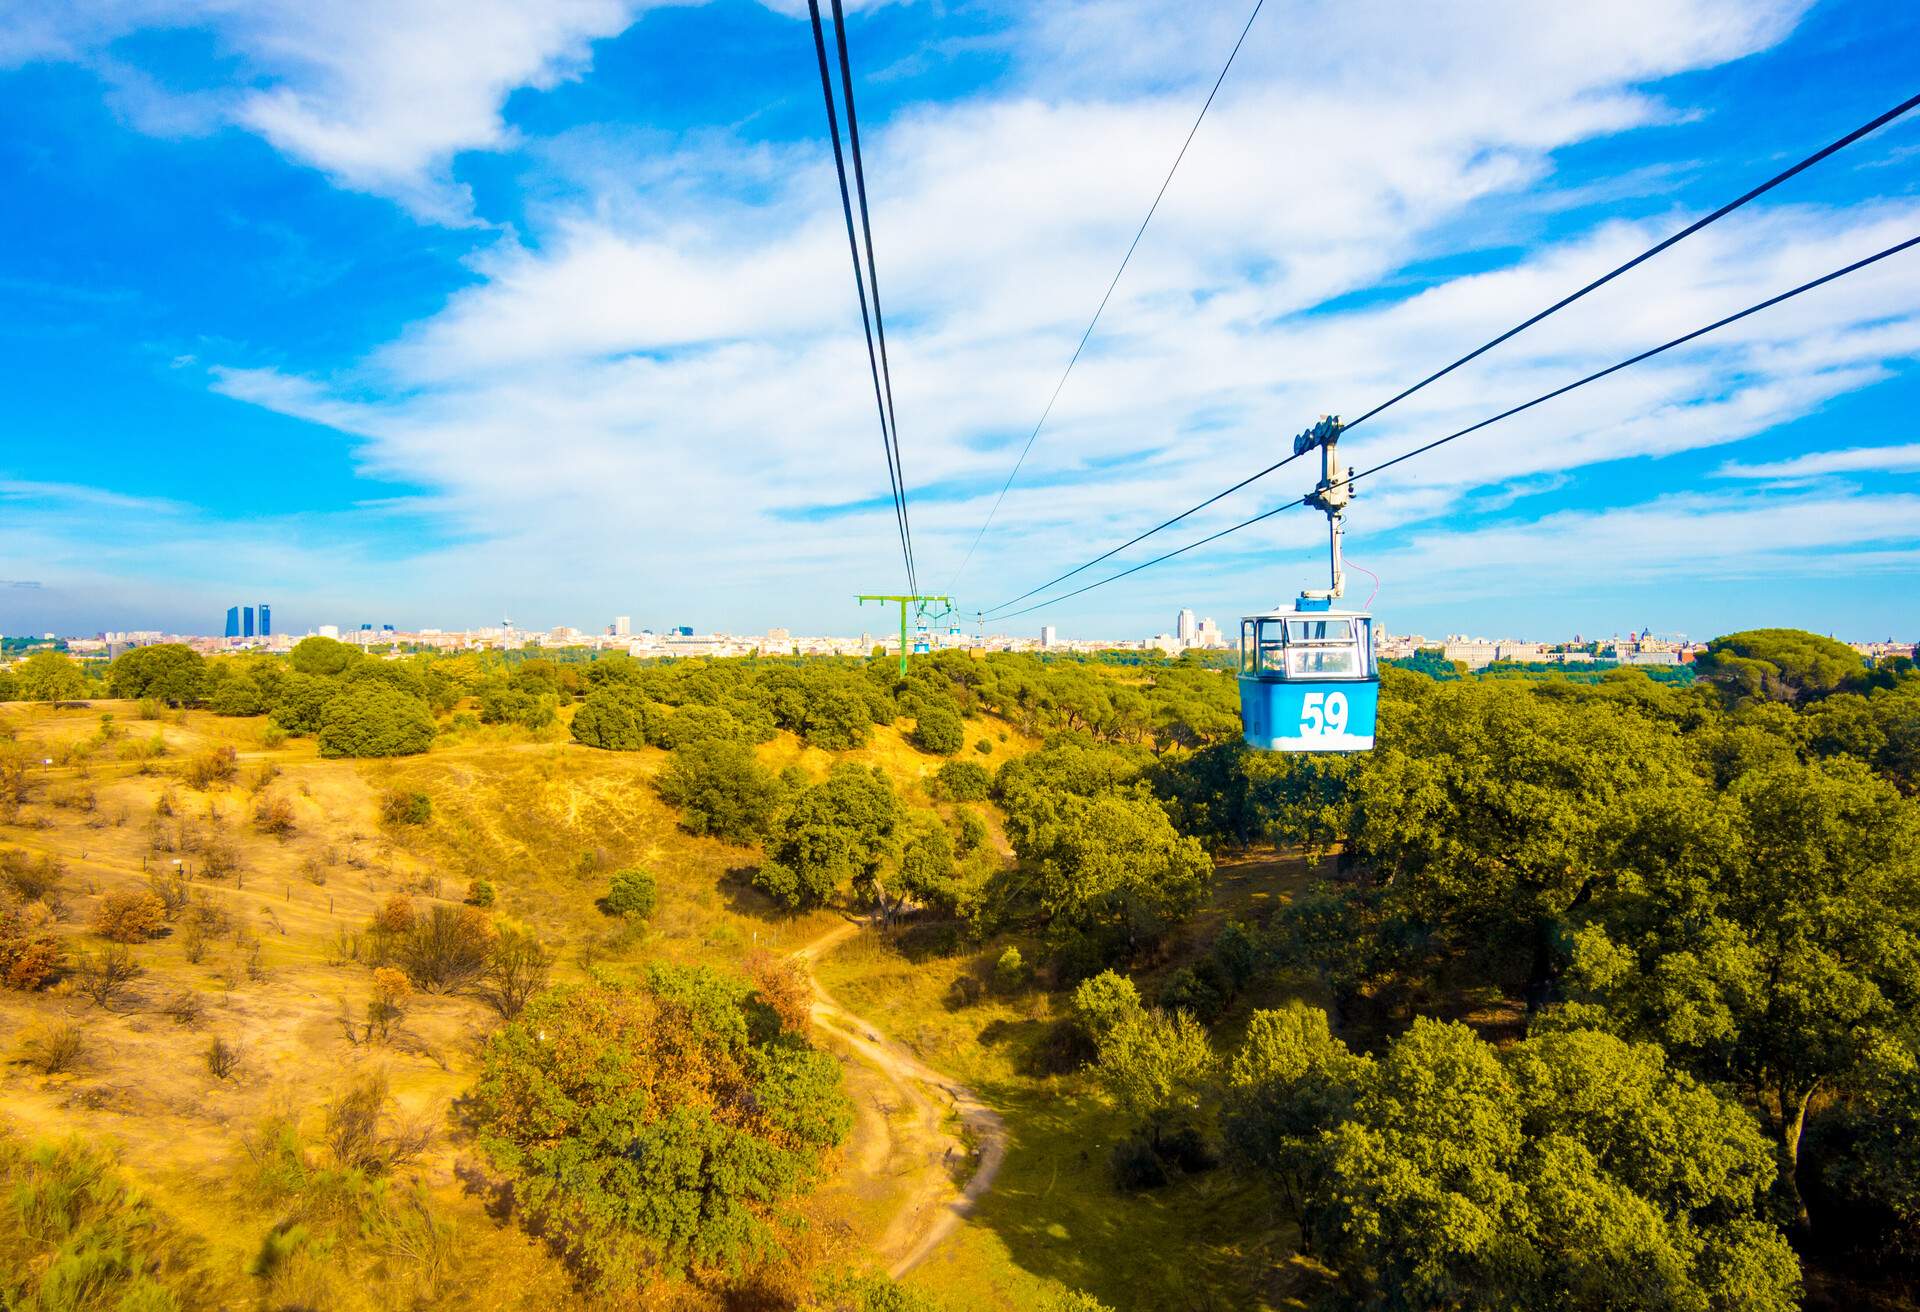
[316,682,435,758]
[1695,628,1865,704]
[12,651,87,702]
[757,764,899,912]
[1016,790,1210,951]
[468,966,851,1293]
[654,740,785,844]
[107,643,204,706]
[289,634,360,676]
[1240,1014,1799,1311]
[570,684,653,751]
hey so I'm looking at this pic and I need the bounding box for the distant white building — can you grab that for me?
[613,615,631,637]
[1040,625,1058,648]
[317,624,340,639]
[1176,608,1196,645]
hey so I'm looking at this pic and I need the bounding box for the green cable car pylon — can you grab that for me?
[857,594,951,676]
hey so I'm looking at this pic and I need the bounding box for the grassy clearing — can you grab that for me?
[813,856,1321,1312]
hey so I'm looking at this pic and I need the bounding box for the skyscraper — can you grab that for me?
[242,606,255,639]
[1177,608,1196,644]
[258,603,271,637]
[224,606,240,639]
[1040,625,1057,648]
[613,616,632,637]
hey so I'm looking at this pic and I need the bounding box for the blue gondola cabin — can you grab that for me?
[1238,598,1378,751]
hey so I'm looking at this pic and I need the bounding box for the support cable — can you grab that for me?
[989,232,1920,622]
[808,0,915,592]
[985,90,1920,615]
[948,0,1268,593]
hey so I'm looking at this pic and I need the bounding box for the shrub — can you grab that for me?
[569,686,651,751]
[604,868,657,920]
[373,895,416,936]
[745,947,813,1035]
[481,925,552,1021]
[393,905,494,994]
[17,1021,86,1075]
[931,759,991,802]
[464,879,495,908]
[1109,1134,1169,1190]
[0,902,63,989]
[93,889,167,943]
[316,684,435,759]
[324,1069,430,1173]
[975,738,992,754]
[74,945,142,1008]
[252,794,296,838]
[992,945,1028,994]
[467,970,852,1292]
[205,1036,241,1080]
[181,745,239,790]
[910,701,965,755]
[380,789,432,825]
[1071,970,1144,1044]
[162,990,205,1027]
[1159,964,1228,1023]
[259,723,287,749]
[654,740,785,843]
[2,848,64,901]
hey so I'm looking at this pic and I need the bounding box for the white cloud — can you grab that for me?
[0,0,668,220]
[1715,442,1920,479]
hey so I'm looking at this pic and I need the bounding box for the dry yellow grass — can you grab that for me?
[0,699,1021,1307]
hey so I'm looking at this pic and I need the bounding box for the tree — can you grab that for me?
[1223,1002,1369,1226]
[569,684,652,751]
[605,868,657,920]
[289,635,359,676]
[478,680,556,730]
[655,740,785,844]
[14,651,86,702]
[107,644,204,706]
[269,672,337,735]
[893,815,958,917]
[1695,628,1865,704]
[910,700,964,755]
[1017,790,1211,951]
[467,967,852,1292]
[1346,679,1692,1009]
[930,759,990,801]
[316,683,435,758]
[1295,1018,1798,1311]
[651,703,749,750]
[759,764,899,913]
[1567,756,1920,1231]
[1092,1007,1215,1147]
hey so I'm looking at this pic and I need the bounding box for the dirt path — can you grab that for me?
[793,921,1007,1278]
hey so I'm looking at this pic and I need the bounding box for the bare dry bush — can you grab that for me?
[253,793,295,838]
[324,1069,432,1173]
[16,1020,86,1074]
[205,1036,241,1080]
[163,989,206,1027]
[2,848,64,902]
[145,869,189,920]
[74,944,142,1009]
[181,745,238,790]
[481,925,552,1020]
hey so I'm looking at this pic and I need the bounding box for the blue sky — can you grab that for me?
[2,0,1917,642]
